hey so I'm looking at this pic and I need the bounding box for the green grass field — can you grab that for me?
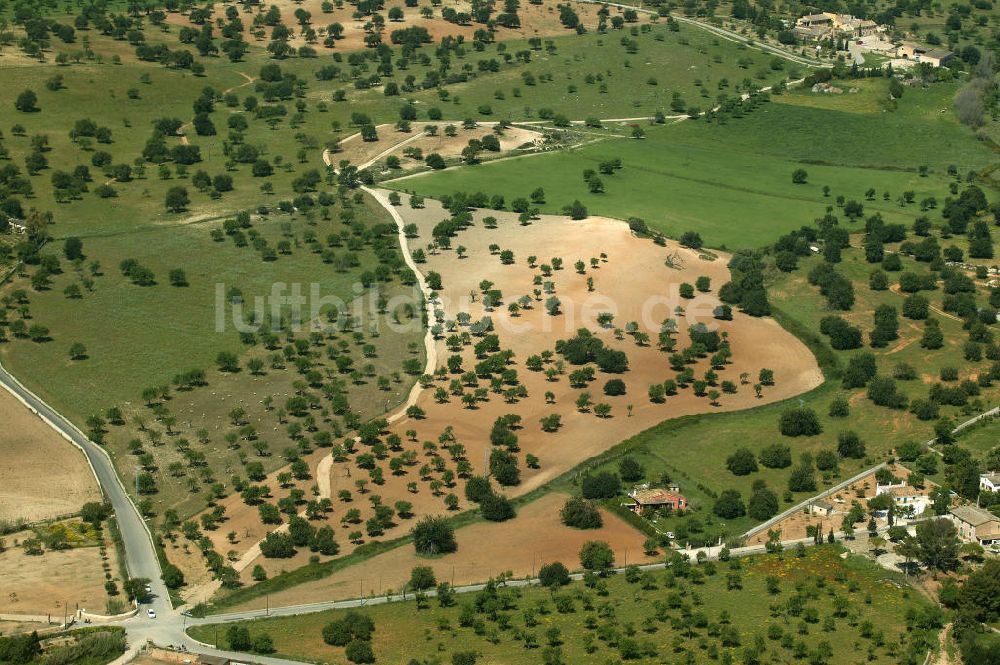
[952,417,1000,458]
[189,546,936,665]
[389,80,993,249]
[0,0,803,420]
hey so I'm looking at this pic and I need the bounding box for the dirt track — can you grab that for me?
[335,123,543,171]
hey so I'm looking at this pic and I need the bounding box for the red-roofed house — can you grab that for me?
[628,487,687,514]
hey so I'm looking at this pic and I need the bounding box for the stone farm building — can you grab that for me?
[896,42,955,67]
[793,12,879,41]
[628,486,687,514]
[949,505,1000,546]
[807,500,834,517]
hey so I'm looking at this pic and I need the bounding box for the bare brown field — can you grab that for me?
[199,193,820,599]
[164,0,636,52]
[0,532,111,617]
[375,194,823,495]
[226,491,654,611]
[0,389,101,523]
[335,123,543,171]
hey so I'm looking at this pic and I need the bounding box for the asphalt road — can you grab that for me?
[573,0,828,68]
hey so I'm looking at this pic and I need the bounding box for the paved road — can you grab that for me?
[0,363,170,615]
[573,0,828,68]
[0,358,919,665]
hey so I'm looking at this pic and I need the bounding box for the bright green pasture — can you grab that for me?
[189,546,933,665]
[390,93,978,248]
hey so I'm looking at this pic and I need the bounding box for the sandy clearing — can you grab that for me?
[0,389,101,523]
[225,491,654,611]
[334,123,544,172]
[0,535,110,617]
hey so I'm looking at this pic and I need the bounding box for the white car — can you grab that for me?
[147,609,156,619]
[665,532,676,540]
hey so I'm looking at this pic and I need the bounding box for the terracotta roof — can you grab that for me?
[886,485,925,497]
[631,488,685,505]
[951,505,999,526]
[924,49,954,60]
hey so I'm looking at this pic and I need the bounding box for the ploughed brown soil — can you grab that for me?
[0,528,113,617]
[0,389,101,523]
[164,0,637,52]
[225,491,655,611]
[378,195,823,496]
[192,193,821,600]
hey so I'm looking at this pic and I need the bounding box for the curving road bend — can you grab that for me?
[0,363,313,663]
[0,362,169,615]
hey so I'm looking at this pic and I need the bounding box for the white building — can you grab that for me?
[875,482,931,518]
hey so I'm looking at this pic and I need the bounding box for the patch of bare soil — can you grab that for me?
[746,464,923,545]
[0,389,101,523]
[378,195,823,495]
[226,491,653,611]
[163,0,634,53]
[207,194,820,601]
[335,123,543,171]
[0,535,110,617]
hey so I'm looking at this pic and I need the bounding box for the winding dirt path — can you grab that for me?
[179,72,254,146]
[888,282,962,322]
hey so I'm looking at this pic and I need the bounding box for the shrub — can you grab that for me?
[409,566,436,590]
[322,612,375,646]
[480,492,515,521]
[867,376,907,409]
[819,315,862,349]
[603,378,626,395]
[759,443,791,469]
[748,482,779,520]
[828,396,850,418]
[618,456,644,482]
[464,475,492,503]
[725,448,758,475]
[345,640,375,664]
[842,352,877,389]
[581,472,621,499]
[560,497,603,529]
[411,516,457,555]
[837,430,866,458]
[489,449,520,486]
[539,561,570,587]
[579,540,615,572]
[713,490,746,518]
[778,408,821,436]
